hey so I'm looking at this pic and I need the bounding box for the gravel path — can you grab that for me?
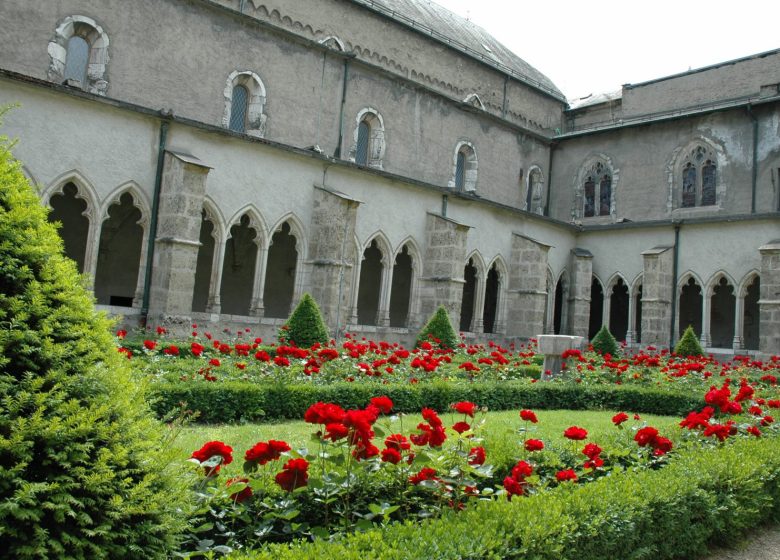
[703,525,780,560]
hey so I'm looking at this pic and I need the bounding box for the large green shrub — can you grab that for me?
[0,133,187,558]
[590,324,620,356]
[416,305,458,349]
[280,292,329,348]
[674,325,705,357]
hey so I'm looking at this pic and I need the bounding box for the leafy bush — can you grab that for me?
[590,324,620,356]
[232,437,780,559]
[150,380,703,423]
[416,305,458,349]
[675,325,704,357]
[280,293,329,348]
[0,133,187,558]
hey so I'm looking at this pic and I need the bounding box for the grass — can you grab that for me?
[172,408,680,477]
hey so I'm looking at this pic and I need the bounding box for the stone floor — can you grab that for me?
[704,525,780,560]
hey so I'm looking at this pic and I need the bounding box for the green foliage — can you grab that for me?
[150,380,702,423]
[230,437,780,559]
[280,293,329,348]
[0,133,187,558]
[590,324,620,356]
[674,325,704,357]
[416,305,458,349]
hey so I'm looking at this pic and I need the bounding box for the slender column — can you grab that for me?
[250,243,268,317]
[603,285,612,336]
[406,262,421,328]
[700,289,712,348]
[625,291,635,345]
[132,223,150,308]
[84,215,100,285]
[207,238,226,314]
[349,256,363,325]
[377,257,393,326]
[568,249,594,339]
[494,279,506,334]
[472,274,485,333]
[732,294,744,351]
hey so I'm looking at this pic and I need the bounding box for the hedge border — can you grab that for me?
[149,381,704,423]
[233,437,780,560]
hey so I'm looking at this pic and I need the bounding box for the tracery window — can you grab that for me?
[680,146,717,208]
[583,162,611,217]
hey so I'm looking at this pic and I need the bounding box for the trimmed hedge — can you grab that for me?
[149,381,704,423]
[234,437,780,560]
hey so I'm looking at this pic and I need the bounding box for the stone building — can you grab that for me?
[0,0,777,357]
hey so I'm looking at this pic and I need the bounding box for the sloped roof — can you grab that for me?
[567,90,622,110]
[350,0,565,101]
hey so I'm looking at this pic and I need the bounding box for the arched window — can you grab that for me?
[582,162,611,217]
[351,109,385,169]
[450,142,477,192]
[526,168,544,214]
[223,71,267,137]
[678,145,717,208]
[47,15,110,95]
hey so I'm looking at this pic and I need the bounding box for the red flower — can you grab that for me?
[226,477,252,503]
[370,396,394,414]
[555,469,578,482]
[255,350,271,362]
[191,342,205,356]
[611,412,629,426]
[652,436,673,456]
[680,407,715,430]
[511,460,533,480]
[191,441,233,474]
[323,422,349,441]
[409,467,438,485]
[117,347,132,359]
[452,401,477,417]
[275,458,309,492]
[143,340,157,351]
[452,421,471,434]
[564,426,588,440]
[520,409,538,423]
[304,402,346,425]
[634,427,660,447]
[704,422,734,442]
[761,415,774,427]
[381,447,402,464]
[274,355,290,367]
[747,426,762,437]
[385,433,411,451]
[503,476,526,499]
[421,408,443,427]
[116,329,127,339]
[156,326,167,335]
[582,443,602,459]
[245,440,290,465]
[524,439,545,452]
[467,446,486,466]
[352,441,379,461]
[584,458,604,469]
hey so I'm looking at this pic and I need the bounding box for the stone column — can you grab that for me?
[568,248,593,339]
[759,240,780,357]
[249,244,268,317]
[505,233,551,339]
[147,151,211,326]
[640,246,674,348]
[377,257,393,327]
[732,295,744,352]
[418,213,471,329]
[472,273,485,334]
[625,293,635,345]
[700,289,712,348]
[307,186,361,334]
[206,238,226,314]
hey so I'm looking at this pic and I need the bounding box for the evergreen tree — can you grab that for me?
[280,293,329,348]
[416,305,459,349]
[0,130,187,558]
[674,325,704,357]
[590,324,620,357]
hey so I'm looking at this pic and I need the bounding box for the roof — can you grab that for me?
[350,0,565,101]
[567,89,622,111]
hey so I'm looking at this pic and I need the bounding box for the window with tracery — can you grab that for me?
[583,162,611,217]
[680,146,717,207]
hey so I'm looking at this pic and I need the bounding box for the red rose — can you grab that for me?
[564,426,588,440]
[652,436,673,455]
[524,439,544,452]
[452,421,471,434]
[275,458,309,491]
[503,476,526,499]
[226,477,252,503]
[245,439,290,465]
[634,427,659,447]
[421,408,443,427]
[323,422,349,441]
[582,443,602,459]
[555,469,578,482]
[381,447,402,464]
[452,401,477,418]
[370,396,393,414]
[191,441,233,474]
[409,467,438,485]
[385,433,411,451]
[511,460,533,480]
[611,412,629,425]
[520,409,538,423]
[143,340,157,351]
[468,446,486,465]
[304,402,346,425]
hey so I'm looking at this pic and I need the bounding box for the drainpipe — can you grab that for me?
[333,57,351,158]
[668,222,681,349]
[746,104,758,214]
[544,141,556,216]
[140,116,170,323]
[501,75,509,119]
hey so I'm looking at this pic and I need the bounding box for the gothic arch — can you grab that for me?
[666,137,726,212]
[678,270,705,293]
[270,212,307,257]
[222,70,268,137]
[738,270,761,298]
[99,182,150,226]
[572,154,619,220]
[318,35,346,51]
[201,197,227,242]
[393,236,422,266]
[43,170,99,222]
[704,270,737,297]
[464,250,487,278]
[47,15,110,95]
[226,204,267,244]
[462,93,486,111]
[362,231,393,266]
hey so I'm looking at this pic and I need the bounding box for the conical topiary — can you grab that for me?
[280,292,329,348]
[416,305,459,349]
[674,325,704,357]
[590,324,620,357]
[0,130,187,558]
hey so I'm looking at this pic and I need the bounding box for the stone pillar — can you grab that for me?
[700,289,712,348]
[418,213,471,329]
[733,295,744,351]
[307,186,361,334]
[568,248,593,339]
[505,233,551,339]
[147,151,211,327]
[377,257,393,327]
[759,240,780,357]
[640,246,674,348]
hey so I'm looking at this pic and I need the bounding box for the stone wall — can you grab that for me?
[505,233,550,338]
[640,245,674,347]
[568,248,593,338]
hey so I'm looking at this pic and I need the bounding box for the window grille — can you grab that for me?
[356,121,369,165]
[455,151,466,190]
[229,85,249,133]
[63,36,89,84]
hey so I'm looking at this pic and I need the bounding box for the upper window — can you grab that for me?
[583,162,611,217]
[526,167,545,215]
[47,15,110,95]
[223,71,267,137]
[450,141,477,192]
[351,109,385,169]
[680,146,717,208]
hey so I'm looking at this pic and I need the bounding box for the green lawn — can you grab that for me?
[173,408,680,477]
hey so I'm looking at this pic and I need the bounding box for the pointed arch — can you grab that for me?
[46,171,99,274]
[42,169,99,215]
[263,213,307,318]
[484,255,508,334]
[677,270,705,293]
[318,35,346,51]
[588,274,605,339]
[363,231,393,267]
[677,271,704,341]
[573,154,618,220]
[704,270,738,297]
[192,197,225,313]
[460,251,485,333]
[605,273,630,342]
[462,93,486,111]
[553,268,568,334]
[99,181,151,226]
[388,238,420,328]
[706,271,737,348]
[666,136,726,212]
[739,270,761,351]
[201,197,227,242]
[464,250,487,277]
[226,204,267,243]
